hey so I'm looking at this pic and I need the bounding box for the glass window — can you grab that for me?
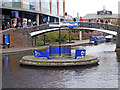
[29,0,40,11]
[52,0,57,16]
[42,0,50,14]
[12,0,21,8]
[59,0,63,16]
[23,0,30,9]
[2,0,12,7]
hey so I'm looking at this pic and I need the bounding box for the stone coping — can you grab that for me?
[22,55,98,63]
[19,55,99,67]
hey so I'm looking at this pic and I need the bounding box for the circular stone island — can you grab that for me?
[19,55,99,67]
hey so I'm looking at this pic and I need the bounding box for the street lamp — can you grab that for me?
[59,17,61,56]
[49,18,62,56]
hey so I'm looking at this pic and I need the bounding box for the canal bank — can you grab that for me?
[1,40,89,55]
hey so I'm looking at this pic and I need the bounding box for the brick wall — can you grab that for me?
[2,28,32,48]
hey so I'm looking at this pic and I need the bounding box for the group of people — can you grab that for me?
[2,21,22,30]
[88,18,110,24]
[2,21,37,30]
[78,17,110,24]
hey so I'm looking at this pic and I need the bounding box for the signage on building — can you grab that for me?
[11,11,19,18]
[5,35,9,44]
[42,16,50,23]
[15,12,19,18]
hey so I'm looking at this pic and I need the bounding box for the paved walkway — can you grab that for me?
[1,39,89,54]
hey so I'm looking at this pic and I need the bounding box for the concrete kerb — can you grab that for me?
[21,56,99,63]
[19,55,99,67]
[19,61,99,67]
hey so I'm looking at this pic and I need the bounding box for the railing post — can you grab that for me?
[43,33,46,45]
[35,36,37,47]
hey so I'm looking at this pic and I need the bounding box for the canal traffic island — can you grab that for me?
[19,44,99,67]
[20,55,99,67]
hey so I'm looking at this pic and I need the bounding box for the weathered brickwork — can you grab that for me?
[2,28,32,48]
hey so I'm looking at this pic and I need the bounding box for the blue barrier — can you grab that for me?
[34,49,54,59]
[67,49,86,59]
[47,47,71,56]
[75,50,86,59]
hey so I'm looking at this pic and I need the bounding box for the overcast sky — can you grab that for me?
[65,0,120,17]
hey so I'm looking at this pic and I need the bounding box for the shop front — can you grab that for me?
[2,9,22,30]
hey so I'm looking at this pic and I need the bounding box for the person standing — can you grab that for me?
[11,24,14,28]
[13,23,16,28]
[18,22,22,28]
[15,23,19,28]
[33,21,37,26]
[2,20,5,30]
[73,18,76,22]
[89,19,91,22]
[4,26,7,30]
[105,20,108,24]
[100,19,103,23]
[79,17,83,22]
[6,22,10,29]
[22,20,27,28]
[97,19,99,23]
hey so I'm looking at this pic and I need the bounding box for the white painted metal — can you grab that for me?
[30,28,59,36]
[79,31,82,40]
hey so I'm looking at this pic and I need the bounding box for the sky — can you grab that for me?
[65,0,120,17]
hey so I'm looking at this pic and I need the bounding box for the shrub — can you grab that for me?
[45,31,68,42]
[37,41,44,46]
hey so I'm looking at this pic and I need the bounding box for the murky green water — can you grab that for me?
[2,42,118,88]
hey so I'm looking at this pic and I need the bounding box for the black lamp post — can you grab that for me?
[59,26,61,56]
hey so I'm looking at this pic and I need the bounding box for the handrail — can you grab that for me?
[1,22,119,34]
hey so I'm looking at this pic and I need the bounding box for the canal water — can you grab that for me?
[2,42,118,88]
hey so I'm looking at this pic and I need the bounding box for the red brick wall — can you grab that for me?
[2,28,32,48]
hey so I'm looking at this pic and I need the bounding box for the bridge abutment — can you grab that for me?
[116,30,120,51]
[116,30,120,61]
[2,28,33,48]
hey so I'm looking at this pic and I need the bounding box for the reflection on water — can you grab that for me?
[2,42,118,88]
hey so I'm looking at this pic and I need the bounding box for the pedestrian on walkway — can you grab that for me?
[6,22,10,29]
[97,19,99,23]
[73,18,76,22]
[23,20,28,28]
[18,22,22,28]
[89,19,91,22]
[13,23,16,28]
[33,21,37,26]
[15,23,19,28]
[105,20,108,24]
[2,20,5,30]
[4,26,7,30]
[100,19,103,23]
[11,24,14,28]
[79,17,83,22]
